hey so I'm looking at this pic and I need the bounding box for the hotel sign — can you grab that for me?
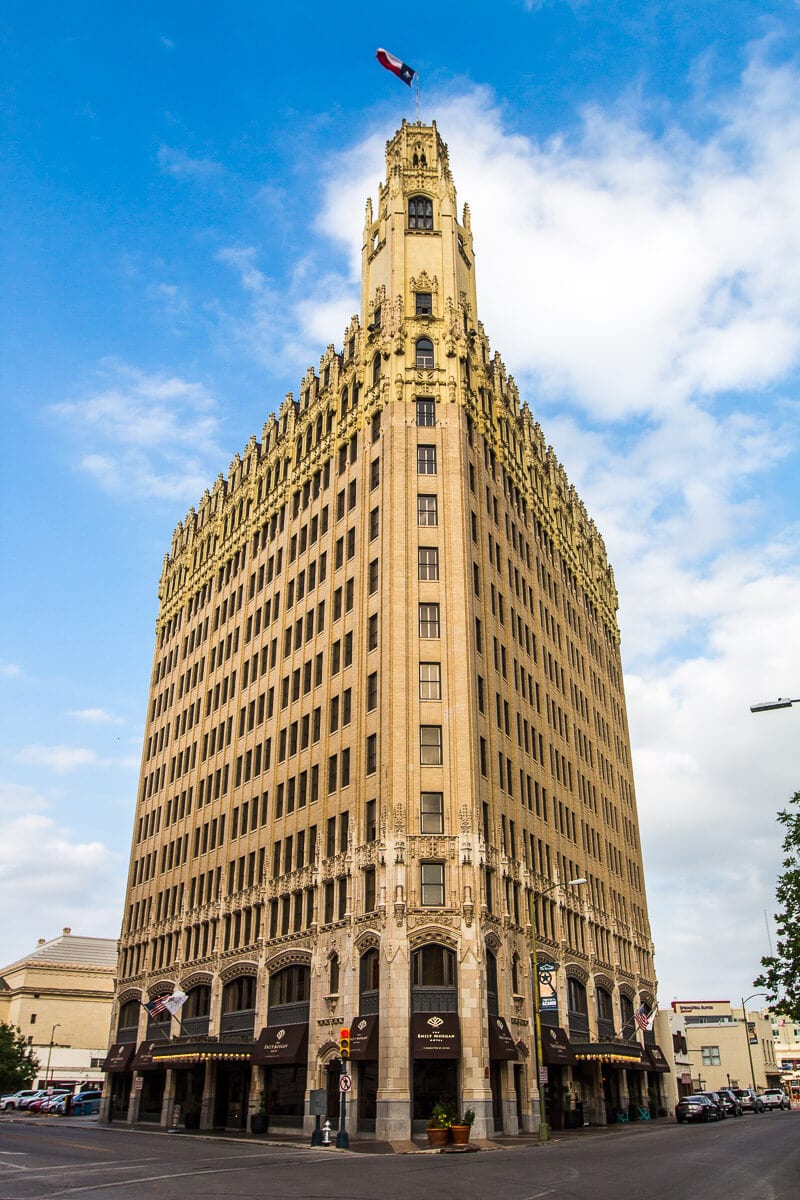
[411,1013,461,1059]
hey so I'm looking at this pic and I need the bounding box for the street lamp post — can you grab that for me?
[741,993,768,1094]
[44,1023,60,1087]
[749,697,799,713]
[529,877,587,1144]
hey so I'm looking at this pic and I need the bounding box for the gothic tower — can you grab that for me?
[105,121,659,1142]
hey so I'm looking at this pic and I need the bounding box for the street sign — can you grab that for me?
[339,1073,352,1093]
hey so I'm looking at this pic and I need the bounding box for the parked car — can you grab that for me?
[717,1088,743,1116]
[759,1089,790,1110]
[70,1090,101,1116]
[17,1091,51,1110]
[730,1087,765,1113]
[0,1090,39,1112]
[28,1090,70,1114]
[697,1091,729,1118]
[676,1094,723,1123]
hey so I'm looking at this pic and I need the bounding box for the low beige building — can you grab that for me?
[673,1000,780,1094]
[0,929,117,1090]
[769,1010,800,1102]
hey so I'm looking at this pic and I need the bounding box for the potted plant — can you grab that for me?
[425,1103,452,1148]
[250,1091,268,1135]
[450,1108,475,1145]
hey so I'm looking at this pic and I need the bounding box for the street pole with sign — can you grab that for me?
[336,1027,350,1148]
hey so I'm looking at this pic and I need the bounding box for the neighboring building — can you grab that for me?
[0,929,117,1090]
[768,1010,800,1102]
[674,999,781,1093]
[658,1007,693,1109]
[107,120,659,1140]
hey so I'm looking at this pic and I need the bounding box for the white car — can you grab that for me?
[760,1089,790,1111]
[0,1090,40,1112]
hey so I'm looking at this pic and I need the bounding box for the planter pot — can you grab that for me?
[426,1127,450,1148]
[250,1113,268,1135]
[450,1124,471,1145]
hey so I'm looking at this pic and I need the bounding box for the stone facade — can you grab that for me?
[107,121,659,1139]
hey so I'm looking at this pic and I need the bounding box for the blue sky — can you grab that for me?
[2,2,799,1008]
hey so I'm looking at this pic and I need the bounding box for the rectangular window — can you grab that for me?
[419,662,441,700]
[365,798,377,842]
[701,1046,721,1066]
[421,791,444,834]
[419,602,440,639]
[417,444,437,475]
[416,397,435,426]
[366,733,377,775]
[364,867,376,913]
[421,862,445,906]
[420,725,443,765]
[418,546,439,580]
[415,293,433,317]
[367,670,378,710]
[368,613,379,651]
[369,507,379,540]
[370,457,380,490]
[417,494,438,526]
[368,558,379,593]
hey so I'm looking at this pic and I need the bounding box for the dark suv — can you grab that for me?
[717,1088,743,1116]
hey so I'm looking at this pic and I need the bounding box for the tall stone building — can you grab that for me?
[106,121,660,1139]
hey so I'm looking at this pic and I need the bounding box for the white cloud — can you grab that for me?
[16,745,138,772]
[0,786,123,965]
[51,360,226,501]
[0,662,22,677]
[157,144,223,180]
[66,708,124,725]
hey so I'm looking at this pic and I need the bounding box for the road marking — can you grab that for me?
[39,1155,323,1198]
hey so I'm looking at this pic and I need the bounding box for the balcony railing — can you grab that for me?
[219,1008,256,1040]
[266,1001,310,1027]
[411,987,457,1014]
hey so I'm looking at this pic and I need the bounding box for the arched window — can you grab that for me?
[184,985,211,1018]
[222,975,256,1013]
[372,353,381,386]
[511,953,520,996]
[408,195,433,230]
[411,943,457,1012]
[116,999,139,1041]
[596,986,614,1037]
[328,953,340,995]
[268,963,310,1025]
[567,977,589,1038]
[220,975,257,1038]
[415,338,434,369]
[620,993,635,1039]
[486,949,498,1016]
[359,947,380,1014]
[341,387,349,416]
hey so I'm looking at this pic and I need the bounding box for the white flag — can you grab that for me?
[162,990,188,1016]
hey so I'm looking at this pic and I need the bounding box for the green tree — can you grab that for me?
[755,790,800,1022]
[0,1022,40,1093]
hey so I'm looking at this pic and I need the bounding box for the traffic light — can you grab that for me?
[339,1027,351,1060]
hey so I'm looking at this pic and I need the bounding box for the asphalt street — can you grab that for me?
[0,1111,798,1200]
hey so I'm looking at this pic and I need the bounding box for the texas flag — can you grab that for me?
[376,48,415,87]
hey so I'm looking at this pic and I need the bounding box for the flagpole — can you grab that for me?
[415,73,420,122]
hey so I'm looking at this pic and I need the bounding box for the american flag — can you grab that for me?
[635,1004,651,1031]
[144,996,170,1017]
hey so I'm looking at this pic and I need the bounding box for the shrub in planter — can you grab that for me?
[450,1109,475,1145]
[251,1091,268,1135]
[426,1103,452,1147]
